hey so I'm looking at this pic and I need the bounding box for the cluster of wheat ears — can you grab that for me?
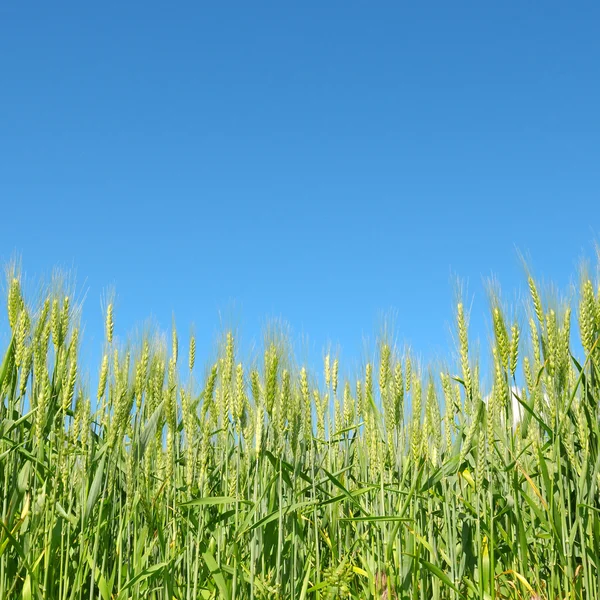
[1,262,600,600]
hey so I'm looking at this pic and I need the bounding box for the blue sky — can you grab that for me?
[1,3,599,384]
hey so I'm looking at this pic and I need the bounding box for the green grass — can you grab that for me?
[1,264,599,599]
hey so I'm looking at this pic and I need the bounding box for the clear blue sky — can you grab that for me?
[1,3,599,382]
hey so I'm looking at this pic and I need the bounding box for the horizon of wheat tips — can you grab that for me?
[0,260,599,600]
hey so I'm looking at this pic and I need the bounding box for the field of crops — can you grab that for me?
[1,266,599,600]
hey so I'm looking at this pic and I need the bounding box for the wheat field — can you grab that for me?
[1,263,599,599]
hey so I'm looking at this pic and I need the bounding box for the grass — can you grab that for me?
[0,263,599,599]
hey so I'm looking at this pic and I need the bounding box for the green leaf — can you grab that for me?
[22,574,32,600]
[340,515,411,522]
[321,467,364,510]
[180,496,250,508]
[0,520,39,599]
[203,548,231,600]
[413,555,465,597]
[117,561,168,599]
[84,454,106,524]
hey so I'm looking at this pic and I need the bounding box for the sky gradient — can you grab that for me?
[1,2,599,385]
